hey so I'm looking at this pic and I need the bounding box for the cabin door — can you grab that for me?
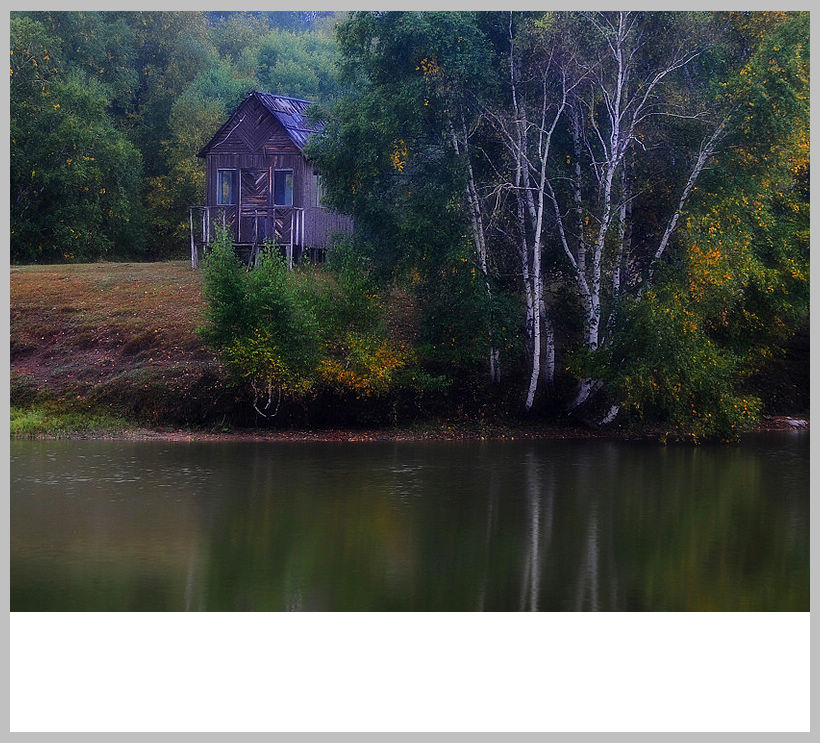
[239,169,272,243]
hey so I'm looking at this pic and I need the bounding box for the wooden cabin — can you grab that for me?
[190,91,353,268]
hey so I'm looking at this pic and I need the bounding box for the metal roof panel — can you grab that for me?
[253,92,323,147]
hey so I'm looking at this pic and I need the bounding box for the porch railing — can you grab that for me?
[189,205,305,269]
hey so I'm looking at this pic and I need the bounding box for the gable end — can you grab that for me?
[198,92,320,158]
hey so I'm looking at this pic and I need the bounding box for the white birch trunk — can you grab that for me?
[447,117,502,384]
[647,116,728,285]
[604,158,632,345]
[507,17,541,412]
[540,297,555,389]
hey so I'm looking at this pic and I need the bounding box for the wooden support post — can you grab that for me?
[297,210,303,264]
[287,209,294,270]
[254,209,259,267]
[189,208,197,269]
[266,166,273,244]
[237,171,242,243]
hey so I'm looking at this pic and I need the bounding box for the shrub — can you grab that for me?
[590,290,762,441]
[200,230,413,420]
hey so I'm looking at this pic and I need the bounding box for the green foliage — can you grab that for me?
[210,13,271,73]
[127,12,219,180]
[147,63,255,253]
[200,230,411,416]
[201,228,321,378]
[9,10,809,431]
[10,405,133,438]
[201,232,322,410]
[243,247,323,390]
[305,11,518,398]
[255,28,340,102]
[31,11,139,118]
[224,329,314,401]
[603,10,811,435]
[323,238,382,332]
[305,11,493,275]
[198,227,250,347]
[591,291,762,441]
[686,12,809,356]
[11,18,146,261]
[416,246,519,381]
[10,381,135,437]
[315,240,412,398]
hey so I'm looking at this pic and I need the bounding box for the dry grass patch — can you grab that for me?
[11,261,227,426]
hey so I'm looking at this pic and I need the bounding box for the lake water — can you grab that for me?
[10,434,809,611]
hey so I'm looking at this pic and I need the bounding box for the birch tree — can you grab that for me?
[479,14,583,410]
[598,11,809,440]
[545,11,730,413]
[451,12,721,413]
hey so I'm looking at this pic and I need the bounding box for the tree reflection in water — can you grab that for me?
[10,435,809,611]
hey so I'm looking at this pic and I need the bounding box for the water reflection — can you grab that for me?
[10,434,809,611]
[519,450,552,612]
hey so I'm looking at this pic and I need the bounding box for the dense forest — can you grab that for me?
[10,11,809,438]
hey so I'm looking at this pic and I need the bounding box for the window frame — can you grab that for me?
[313,172,326,208]
[273,169,294,207]
[216,169,237,206]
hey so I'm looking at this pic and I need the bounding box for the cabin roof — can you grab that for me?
[254,92,319,149]
[197,91,321,157]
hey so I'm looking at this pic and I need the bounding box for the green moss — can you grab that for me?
[10,405,134,438]
[10,372,40,407]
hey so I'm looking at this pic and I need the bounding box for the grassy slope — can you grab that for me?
[10,262,226,432]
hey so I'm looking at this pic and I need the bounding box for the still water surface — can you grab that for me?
[10,435,809,611]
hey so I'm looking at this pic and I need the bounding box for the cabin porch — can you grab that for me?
[189,204,327,269]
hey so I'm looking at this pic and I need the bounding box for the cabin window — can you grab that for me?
[313,173,326,208]
[274,170,293,206]
[216,170,236,205]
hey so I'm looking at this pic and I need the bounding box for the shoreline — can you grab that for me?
[10,415,808,443]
